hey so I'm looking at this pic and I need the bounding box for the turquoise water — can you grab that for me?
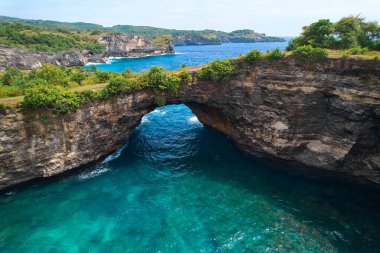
[1,43,380,252]
[1,105,380,252]
[86,42,289,72]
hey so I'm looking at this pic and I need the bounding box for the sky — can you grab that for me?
[0,0,379,36]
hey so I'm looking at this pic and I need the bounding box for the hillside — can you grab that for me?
[0,15,285,45]
[0,22,106,53]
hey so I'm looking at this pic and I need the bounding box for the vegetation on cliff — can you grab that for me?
[198,60,236,83]
[292,45,328,61]
[0,15,285,46]
[0,22,105,53]
[0,64,116,97]
[287,15,380,53]
[0,63,191,113]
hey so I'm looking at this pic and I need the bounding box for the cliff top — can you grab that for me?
[0,15,285,45]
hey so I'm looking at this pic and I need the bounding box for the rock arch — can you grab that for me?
[1,58,380,189]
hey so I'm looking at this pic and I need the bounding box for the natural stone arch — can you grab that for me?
[0,58,380,190]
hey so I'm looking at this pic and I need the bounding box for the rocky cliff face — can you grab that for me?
[0,58,379,190]
[178,59,380,186]
[0,45,92,70]
[173,35,221,45]
[0,34,174,70]
[98,33,174,57]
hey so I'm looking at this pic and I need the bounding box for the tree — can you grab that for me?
[286,15,380,51]
[334,16,364,49]
[301,19,334,48]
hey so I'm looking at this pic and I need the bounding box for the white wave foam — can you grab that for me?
[85,53,175,66]
[189,116,199,122]
[78,167,110,180]
[102,146,127,164]
[151,109,167,115]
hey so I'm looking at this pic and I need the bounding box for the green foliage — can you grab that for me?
[245,50,263,64]
[287,15,380,51]
[143,66,190,94]
[0,22,105,53]
[301,19,334,48]
[265,48,285,60]
[178,70,192,85]
[292,45,328,61]
[0,15,285,44]
[198,60,236,83]
[152,35,173,46]
[21,84,86,114]
[71,72,87,84]
[0,64,107,99]
[30,64,68,86]
[4,64,193,114]
[1,67,23,85]
[0,85,23,97]
[95,71,113,82]
[0,16,105,31]
[346,47,369,55]
[97,77,135,97]
[145,66,168,92]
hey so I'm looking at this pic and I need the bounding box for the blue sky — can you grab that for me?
[0,0,379,36]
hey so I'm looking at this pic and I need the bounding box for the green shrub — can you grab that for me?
[245,50,263,64]
[98,77,134,97]
[292,45,328,61]
[346,47,369,55]
[178,70,192,86]
[1,68,23,86]
[144,66,189,94]
[95,71,113,82]
[21,84,85,114]
[71,72,87,84]
[145,66,168,92]
[198,60,236,83]
[30,64,68,86]
[265,48,285,60]
[165,74,181,95]
[0,85,23,98]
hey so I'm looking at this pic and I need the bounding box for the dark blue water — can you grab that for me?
[86,42,289,72]
[1,43,380,252]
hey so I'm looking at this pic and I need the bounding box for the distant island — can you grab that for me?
[0,15,285,46]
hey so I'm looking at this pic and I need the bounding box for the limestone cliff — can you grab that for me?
[0,58,379,190]
[98,33,174,57]
[0,34,174,70]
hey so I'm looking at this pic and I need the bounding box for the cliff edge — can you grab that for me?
[0,58,379,189]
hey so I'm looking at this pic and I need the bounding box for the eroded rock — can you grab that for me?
[0,58,379,189]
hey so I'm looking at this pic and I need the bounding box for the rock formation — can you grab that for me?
[98,33,174,57]
[0,57,379,190]
[0,34,174,70]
